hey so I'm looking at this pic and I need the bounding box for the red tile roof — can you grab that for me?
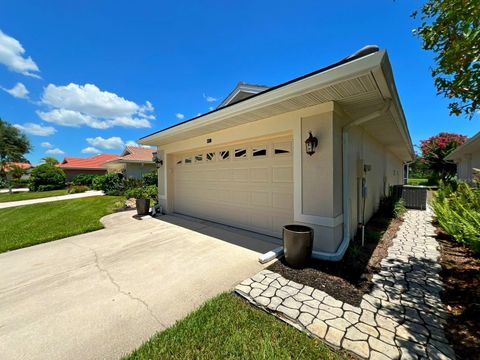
[58,154,119,169]
[2,162,32,171]
[107,146,154,163]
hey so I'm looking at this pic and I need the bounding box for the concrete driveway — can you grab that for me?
[0,211,279,360]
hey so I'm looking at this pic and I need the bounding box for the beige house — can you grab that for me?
[140,46,414,260]
[104,146,156,179]
[445,131,480,183]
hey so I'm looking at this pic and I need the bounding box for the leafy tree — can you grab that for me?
[412,0,480,118]
[42,156,60,165]
[420,132,467,182]
[0,118,31,187]
[8,164,27,180]
[408,155,433,179]
[30,164,66,191]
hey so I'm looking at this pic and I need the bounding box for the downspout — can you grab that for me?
[311,99,392,261]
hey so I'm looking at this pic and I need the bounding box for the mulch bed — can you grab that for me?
[437,231,480,360]
[268,213,403,306]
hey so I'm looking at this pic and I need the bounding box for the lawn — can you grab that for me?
[0,189,68,203]
[125,293,343,360]
[0,196,121,253]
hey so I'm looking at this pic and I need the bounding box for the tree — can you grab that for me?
[420,132,467,182]
[8,164,27,180]
[30,164,66,191]
[42,156,59,166]
[408,155,433,180]
[0,118,31,187]
[412,0,480,118]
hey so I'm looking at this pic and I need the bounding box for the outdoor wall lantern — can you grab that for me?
[305,131,318,156]
[152,152,163,168]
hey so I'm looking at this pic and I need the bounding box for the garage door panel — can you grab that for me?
[173,136,293,238]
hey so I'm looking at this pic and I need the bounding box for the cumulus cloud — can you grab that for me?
[81,146,101,154]
[175,113,185,120]
[41,141,53,148]
[37,83,154,129]
[125,140,151,148]
[0,30,40,78]
[14,122,56,136]
[203,93,217,102]
[45,147,64,155]
[1,82,29,98]
[86,136,125,150]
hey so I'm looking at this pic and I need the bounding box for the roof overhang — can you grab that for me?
[105,159,154,165]
[445,131,480,161]
[140,50,414,161]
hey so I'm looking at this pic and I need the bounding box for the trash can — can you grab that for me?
[283,225,314,268]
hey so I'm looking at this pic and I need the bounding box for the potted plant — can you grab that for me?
[126,185,157,215]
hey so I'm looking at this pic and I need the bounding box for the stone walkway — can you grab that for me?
[0,190,104,209]
[235,210,455,359]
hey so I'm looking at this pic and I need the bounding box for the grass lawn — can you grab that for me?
[0,189,68,203]
[407,178,429,186]
[0,196,121,253]
[125,293,343,360]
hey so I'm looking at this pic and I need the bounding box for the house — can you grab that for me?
[104,146,156,178]
[2,162,33,180]
[445,131,480,183]
[58,154,118,180]
[139,46,414,260]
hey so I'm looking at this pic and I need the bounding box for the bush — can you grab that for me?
[10,178,30,188]
[433,181,480,253]
[91,173,124,195]
[72,174,97,186]
[67,185,89,194]
[30,164,66,191]
[393,199,407,218]
[142,170,158,186]
[126,185,158,204]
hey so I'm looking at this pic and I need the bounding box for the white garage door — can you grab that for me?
[173,136,293,237]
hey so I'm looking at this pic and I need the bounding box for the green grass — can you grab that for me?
[125,293,343,360]
[0,189,68,203]
[407,178,429,186]
[0,196,121,253]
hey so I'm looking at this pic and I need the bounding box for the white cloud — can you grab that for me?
[41,141,53,148]
[14,122,56,136]
[208,106,214,111]
[45,147,64,155]
[81,146,101,154]
[38,83,154,129]
[86,136,125,150]
[125,140,151,148]
[0,30,40,77]
[1,82,29,98]
[203,93,217,102]
[175,113,185,120]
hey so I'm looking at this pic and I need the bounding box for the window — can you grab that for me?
[252,147,267,157]
[195,154,203,162]
[206,152,215,161]
[184,157,192,164]
[274,142,292,155]
[235,148,247,158]
[220,150,230,160]
[176,160,182,165]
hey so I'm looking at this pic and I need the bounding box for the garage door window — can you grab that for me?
[195,154,203,163]
[206,152,215,161]
[220,150,230,160]
[235,148,247,158]
[252,146,267,157]
[274,142,291,156]
[185,157,192,164]
[176,160,182,165]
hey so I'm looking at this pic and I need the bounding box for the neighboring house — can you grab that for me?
[58,154,118,180]
[445,131,480,183]
[104,146,156,178]
[2,162,33,180]
[139,46,414,260]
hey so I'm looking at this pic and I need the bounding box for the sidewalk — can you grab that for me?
[0,190,104,209]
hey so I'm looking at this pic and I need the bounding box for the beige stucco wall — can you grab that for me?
[153,101,405,255]
[124,163,156,179]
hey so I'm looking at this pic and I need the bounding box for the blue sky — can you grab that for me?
[1,0,479,164]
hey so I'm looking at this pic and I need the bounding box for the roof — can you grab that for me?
[2,162,32,172]
[58,154,119,170]
[445,131,480,161]
[217,82,271,108]
[104,146,154,164]
[140,45,414,161]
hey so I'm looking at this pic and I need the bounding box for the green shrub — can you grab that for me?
[91,173,124,195]
[10,178,30,188]
[432,181,480,253]
[67,185,89,194]
[72,174,97,186]
[142,170,158,186]
[393,199,407,218]
[30,164,66,191]
[126,185,158,204]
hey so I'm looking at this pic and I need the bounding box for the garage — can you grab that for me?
[173,135,293,237]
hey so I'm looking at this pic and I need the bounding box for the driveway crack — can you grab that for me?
[67,240,165,328]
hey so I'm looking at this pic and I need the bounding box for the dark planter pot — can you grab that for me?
[136,198,150,215]
[283,224,313,268]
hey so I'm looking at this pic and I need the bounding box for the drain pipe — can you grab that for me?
[311,99,392,261]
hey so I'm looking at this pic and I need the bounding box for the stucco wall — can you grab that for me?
[124,163,156,179]
[456,153,480,182]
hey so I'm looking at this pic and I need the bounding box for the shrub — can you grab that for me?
[126,185,158,204]
[91,173,124,195]
[142,170,158,186]
[30,164,66,191]
[433,181,480,253]
[72,174,97,186]
[393,199,407,218]
[67,185,89,194]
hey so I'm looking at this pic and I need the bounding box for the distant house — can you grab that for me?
[58,154,118,180]
[104,146,155,179]
[2,162,33,180]
[445,131,480,183]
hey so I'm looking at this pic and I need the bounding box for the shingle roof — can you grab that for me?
[109,146,154,163]
[58,154,119,169]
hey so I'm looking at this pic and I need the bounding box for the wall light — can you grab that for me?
[305,131,318,156]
